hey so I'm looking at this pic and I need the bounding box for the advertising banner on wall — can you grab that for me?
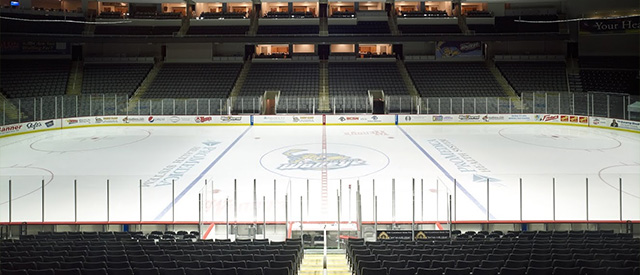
[324,115,396,125]
[579,16,640,34]
[1,40,71,55]
[252,115,322,125]
[376,230,447,240]
[435,41,483,59]
[0,119,60,137]
[591,117,640,132]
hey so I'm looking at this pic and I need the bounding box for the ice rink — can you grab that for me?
[1,124,639,224]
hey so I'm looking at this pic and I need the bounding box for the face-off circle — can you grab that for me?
[30,128,151,152]
[498,126,621,150]
[260,143,390,179]
[0,166,54,205]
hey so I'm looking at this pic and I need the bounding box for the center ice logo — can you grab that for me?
[260,143,390,179]
[277,149,366,171]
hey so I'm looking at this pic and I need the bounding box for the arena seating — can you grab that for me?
[144,63,242,98]
[1,235,303,275]
[94,25,180,35]
[347,230,639,275]
[97,11,123,19]
[400,11,449,17]
[397,25,461,34]
[328,62,408,96]
[200,12,247,19]
[405,62,505,97]
[329,21,390,34]
[187,26,249,35]
[240,63,319,97]
[82,63,153,96]
[0,59,71,99]
[330,11,356,18]
[466,11,493,17]
[496,62,568,93]
[257,25,319,35]
[579,70,639,95]
[578,56,640,95]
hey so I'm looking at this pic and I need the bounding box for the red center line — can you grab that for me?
[321,123,328,217]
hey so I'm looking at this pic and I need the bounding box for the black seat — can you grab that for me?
[416,267,444,275]
[498,267,526,275]
[107,267,135,275]
[470,267,498,275]
[81,268,109,275]
[388,267,416,275]
[444,267,470,275]
[526,267,553,275]
[184,268,211,275]
[133,267,160,275]
[605,267,636,275]
[552,267,580,275]
[236,268,263,275]
[210,267,237,275]
[262,267,288,275]
[361,267,387,275]
[159,267,186,275]
[53,268,82,275]
[26,269,55,275]
[579,267,607,275]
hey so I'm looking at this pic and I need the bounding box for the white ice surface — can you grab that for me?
[0,124,638,223]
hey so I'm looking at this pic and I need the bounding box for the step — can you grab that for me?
[300,250,350,275]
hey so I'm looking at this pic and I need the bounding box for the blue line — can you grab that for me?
[397,126,495,220]
[154,126,252,220]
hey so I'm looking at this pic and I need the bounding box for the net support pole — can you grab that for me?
[552,178,556,222]
[8,180,12,224]
[234,180,237,221]
[448,194,452,238]
[198,193,202,239]
[392,178,396,228]
[172,180,175,230]
[263,196,266,239]
[453,179,457,222]
[411,178,415,241]
[619,178,623,221]
[285,194,288,239]
[300,196,304,240]
[421,179,424,221]
[356,187,362,238]
[74,179,78,223]
[41,179,45,223]
[486,178,490,222]
[586,178,589,223]
[139,180,142,223]
[226,197,229,239]
[253,179,257,239]
[372,179,375,224]
[274,180,276,231]
[337,190,341,249]
[107,180,110,224]
[374,195,378,241]
[519,178,523,222]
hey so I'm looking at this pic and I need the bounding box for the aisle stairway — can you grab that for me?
[300,249,351,275]
[66,60,83,95]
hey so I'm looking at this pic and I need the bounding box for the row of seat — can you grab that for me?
[1,259,296,272]
[1,266,290,275]
[361,266,639,275]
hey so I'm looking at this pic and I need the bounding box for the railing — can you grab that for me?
[1,91,637,126]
